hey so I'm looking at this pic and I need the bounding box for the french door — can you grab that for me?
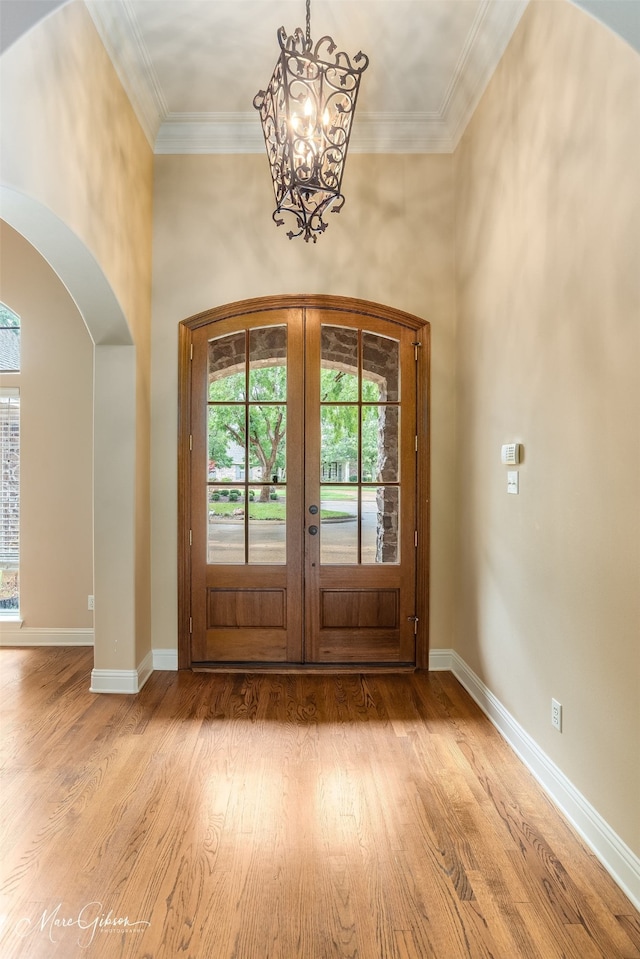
[179,296,429,669]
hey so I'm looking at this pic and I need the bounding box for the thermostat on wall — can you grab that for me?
[501,443,521,465]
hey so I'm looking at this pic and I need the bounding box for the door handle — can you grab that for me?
[308,525,318,535]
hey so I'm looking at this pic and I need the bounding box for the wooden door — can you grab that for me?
[179,296,429,669]
[303,308,418,663]
[189,309,304,664]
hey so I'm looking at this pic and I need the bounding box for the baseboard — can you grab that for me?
[445,649,640,911]
[428,648,453,670]
[152,648,178,670]
[91,649,153,695]
[0,626,94,646]
[137,649,153,689]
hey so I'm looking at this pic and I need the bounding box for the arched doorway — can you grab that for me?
[0,185,139,685]
[179,295,430,670]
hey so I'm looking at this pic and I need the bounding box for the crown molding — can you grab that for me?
[154,112,455,156]
[446,0,528,148]
[84,0,165,148]
[85,0,529,156]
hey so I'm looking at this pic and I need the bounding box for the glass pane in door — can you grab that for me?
[208,487,246,564]
[207,326,287,565]
[207,405,246,482]
[208,331,246,401]
[321,326,359,400]
[361,405,399,483]
[249,327,287,400]
[361,486,400,564]
[320,486,358,564]
[319,325,403,568]
[362,331,400,402]
[321,406,358,483]
[248,405,287,483]
[248,485,286,564]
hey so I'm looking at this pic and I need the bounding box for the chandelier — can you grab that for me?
[253,0,369,243]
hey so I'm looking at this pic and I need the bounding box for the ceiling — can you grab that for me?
[84,0,529,154]
[3,1,639,151]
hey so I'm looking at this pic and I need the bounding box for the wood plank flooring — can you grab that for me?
[0,647,638,959]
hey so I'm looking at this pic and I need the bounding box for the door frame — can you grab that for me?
[177,294,430,670]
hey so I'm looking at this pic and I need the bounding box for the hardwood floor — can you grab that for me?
[0,648,638,959]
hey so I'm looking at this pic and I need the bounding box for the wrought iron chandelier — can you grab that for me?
[253,0,369,243]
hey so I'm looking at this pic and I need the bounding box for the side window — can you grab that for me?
[0,304,20,372]
[0,389,20,611]
[0,304,20,612]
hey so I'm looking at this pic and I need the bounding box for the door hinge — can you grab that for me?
[412,341,422,361]
[189,529,192,547]
[189,434,193,451]
[190,343,194,361]
[415,435,418,452]
[408,615,419,635]
[189,616,193,634]
[414,530,418,548]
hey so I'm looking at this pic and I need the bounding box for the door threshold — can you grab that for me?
[192,662,417,674]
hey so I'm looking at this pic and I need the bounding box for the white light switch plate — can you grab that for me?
[507,471,519,494]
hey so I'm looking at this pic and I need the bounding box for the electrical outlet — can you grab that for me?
[88,595,94,611]
[551,698,562,732]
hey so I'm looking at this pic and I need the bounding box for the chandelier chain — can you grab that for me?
[306,0,311,45]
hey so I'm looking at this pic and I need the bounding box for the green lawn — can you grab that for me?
[209,502,350,520]
[321,488,377,501]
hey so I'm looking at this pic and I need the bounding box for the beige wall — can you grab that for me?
[0,223,93,628]
[151,153,457,654]
[455,0,639,852]
[0,0,154,667]
[0,1,152,345]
